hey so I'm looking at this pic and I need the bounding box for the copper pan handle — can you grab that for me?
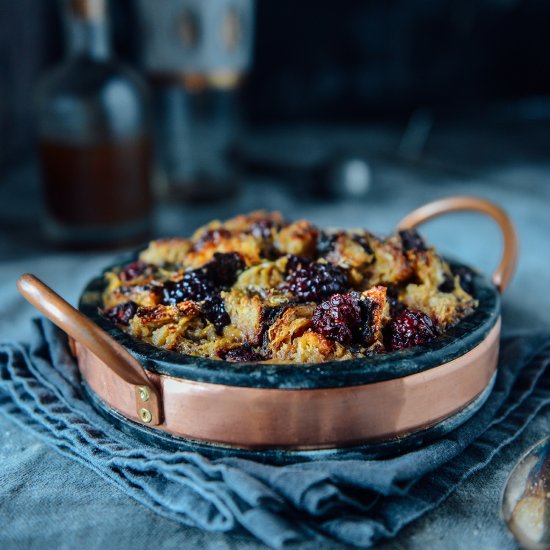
[397,196,518,294]
[16,274,162,425]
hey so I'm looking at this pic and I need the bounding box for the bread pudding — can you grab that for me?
[101,211,477,363]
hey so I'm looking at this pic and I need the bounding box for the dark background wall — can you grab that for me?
[246,0,550,122]
[2,0,550,165]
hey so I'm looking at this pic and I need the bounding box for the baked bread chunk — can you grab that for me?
[101,211,477,363]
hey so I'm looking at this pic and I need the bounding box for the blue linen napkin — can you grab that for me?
[1,318,550,548]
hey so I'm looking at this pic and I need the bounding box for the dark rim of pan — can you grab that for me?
[79,256,500,390]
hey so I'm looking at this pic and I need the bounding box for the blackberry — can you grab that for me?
[250,219,279,240]
[312,293,376,346]
[119,261,150,282]
[438,273,455,293]
[284,262,348,302]
[193,228,231,250]
[103,301,138,325]
[312,293,361,344]
[162,271,214,305]
[161,252,244,306]
[285,254,309,274]
[206,252,245,288]
[202,294,231,334]
[385,309,437,351]
[220,344,264,363]
[452,265,475,294]
[399,229,426,252]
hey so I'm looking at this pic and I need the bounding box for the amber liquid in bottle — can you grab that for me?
[40,138,151,243]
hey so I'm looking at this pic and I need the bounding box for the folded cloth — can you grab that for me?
[1,319,550,548]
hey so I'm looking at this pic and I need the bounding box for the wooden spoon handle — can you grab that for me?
[397,196,518,294]
[17,273,162,425]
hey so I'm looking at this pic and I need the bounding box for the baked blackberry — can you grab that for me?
[312,293,361,344]
[202,294,231,334]
[284,262,348,302]
[438,273,455,293]
[162,271,214,305]
[119,261,152,282]
[385,309,437,351]
[312,293,376,346]
[193,228,231,251]
[206,252,245,288]
[162,252,244,305]
[399,229,426,252]
[103,301,138,325]
[285,254,309,274]
[250,219,279,240]
[452,265,475,294]
[221,345,264,363]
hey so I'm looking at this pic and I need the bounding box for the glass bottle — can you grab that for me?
[36,0,152,249]
[155,77,241,203]
[135,0,254,203]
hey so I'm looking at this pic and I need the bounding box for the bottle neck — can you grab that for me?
[65,1,110,60]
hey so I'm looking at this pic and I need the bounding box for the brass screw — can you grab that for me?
[139,386,150,402]
[139,408,152,423]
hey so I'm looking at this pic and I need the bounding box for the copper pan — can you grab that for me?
[17,196,518,456]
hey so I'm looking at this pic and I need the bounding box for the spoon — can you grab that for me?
[502,435,550,549]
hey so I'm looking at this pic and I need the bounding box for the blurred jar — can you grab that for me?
[154,76,241,202]
[36,0,152,249]
[136,0,254,203]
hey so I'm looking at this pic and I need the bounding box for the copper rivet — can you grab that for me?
[139,408,152,423]
[139,386,150,402]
